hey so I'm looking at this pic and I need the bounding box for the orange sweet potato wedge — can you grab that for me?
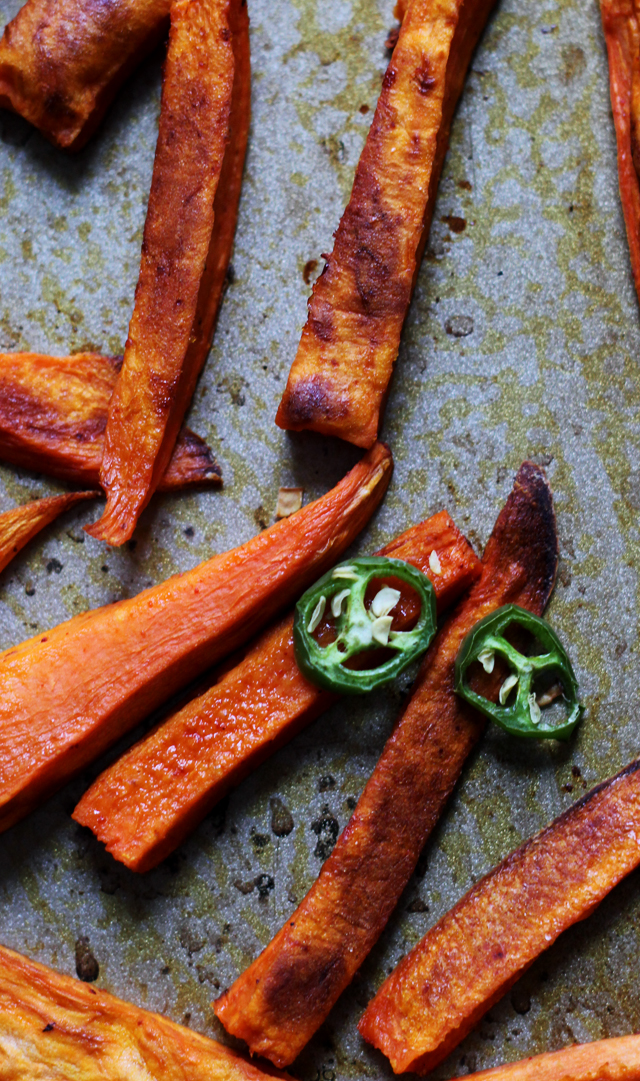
[0,942,289,1080]
[0,0,171,150]
[73,510,481,873]
[600,0,640,300]
[359,758,640,1075]
[88,0,250,545]
[0,442,391,834]
[450,1034,640,1081]
[275,0,499,448]
[0,490,98,574]
[213,462,558,1068]
[0,352,222,491]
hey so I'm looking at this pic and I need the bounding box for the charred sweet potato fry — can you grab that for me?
[600,0,640,300]
[214,463,558,1068]
[275,0,498,448]
[359,759,640,1075]
[452,1034,640,1081]
[0,490,97,574]
[88,0,250,545]
[73,510,481,873]
[0,942,288,1080]
[0,442,391,834]
[0,352,221,491]
[0,0,171,150]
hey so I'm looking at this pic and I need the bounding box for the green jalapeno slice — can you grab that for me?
[454,603,583,740]
[293,556,437,695]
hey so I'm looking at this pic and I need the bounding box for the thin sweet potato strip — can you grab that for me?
[0,352,222,491]
[0,442,391,835]
[0,490,98,574]
[359,759,640,1075]
[0,0,171,150]
[88,0,249,545]
[0,942,289,1080]
[450,1034,640,1081]
[73,510,481,873]
[213,462,558,1068]
[600,0,640,301]
[275,0,498,448]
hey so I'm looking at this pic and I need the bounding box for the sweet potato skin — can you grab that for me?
[73,510,481,873]
[359,759,640,1075]
[0,352,221,491]
[0,443,391,835]
[0,942,289,1081]
[0,491,98,574]
[214,463,558,1068]
[452,1034,640,1081]
[0,0,171,150]
[600,0,640,300]
[89,0,249,545]
[275,0,499,448]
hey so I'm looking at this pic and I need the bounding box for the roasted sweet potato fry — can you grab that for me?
[214,463,558,1068]
[0,442,391,834]
[0,942,288,1080]
[359,759,640,1075]
[88,0,250,545]
[600,0,640,301]
[73,510,481,872]
[0,352,221,491]
[452,1033,640,1081]
[275,0,498,448]
[0,490,97,574]
[0,0,170,150]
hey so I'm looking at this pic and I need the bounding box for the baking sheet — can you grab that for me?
[0,0,638,1075]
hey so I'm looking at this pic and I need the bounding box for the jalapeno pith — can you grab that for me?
[294,557,437,695]
[454,604,583,740]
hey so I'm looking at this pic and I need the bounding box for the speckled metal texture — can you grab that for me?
[0,0,637,1075]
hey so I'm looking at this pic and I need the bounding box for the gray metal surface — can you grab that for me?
[0,0,638,1075]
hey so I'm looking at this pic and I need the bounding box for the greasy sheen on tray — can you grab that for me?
[88,0,250,545]
[0,0,171,150]
[359,757,640,1074]
[0,942,289,1081]
[0,443,391,835]
[0,352,221,491]
[73,510,481,872]
[275,0,499,448]
[214,462,558,1068]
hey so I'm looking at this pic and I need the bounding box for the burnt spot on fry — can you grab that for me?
[415,58,436,94]
[282,377,348,425]
[263,943,347,1022]
[309,312,335,343]
[75,937,99,983]
[382,66,397,90]
[303,259,319,284]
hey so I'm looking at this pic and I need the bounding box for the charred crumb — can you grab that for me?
[234,878,255,894]
[250,828,270,850]
[270,796,294,837]
[311,806,339,859]
[75,937,99,982]
[445,315,474,337]
[407,897,428,912]
[184,525,194,538]
[24,580,35,596]
[179,927,206,955]
[303,258,319,284]
[254,506,268,530]
[46,558,63,574]
[255,873,275,899]
[318,774,335,792]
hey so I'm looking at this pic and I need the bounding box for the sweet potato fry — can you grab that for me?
[0,0,171,150]
[214,462,558,1068]
[0,352,222,491]
[275,0,498,448]
[359,758,640,1075]
[88,0,250,545]
[451,1033,640,1081]
[73,510,481,873]
[0,942,288,1080]
[600,0,640,301]
[0,490,97,574]
[0,442,391,835]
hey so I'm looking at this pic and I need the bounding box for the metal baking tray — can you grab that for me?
[0,0,638,1074]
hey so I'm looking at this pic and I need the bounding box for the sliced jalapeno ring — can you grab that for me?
[294,556,437,695]
[454,603,583,741]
